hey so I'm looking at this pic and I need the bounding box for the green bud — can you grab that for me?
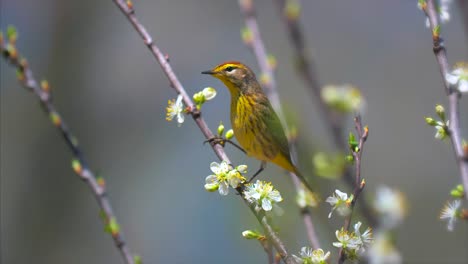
[225,129,234,140]
[242,230,261,239]
[6,25,18,42]
[450,189,463,198]
[435,104,445,121]
[134,255,142,264]
[105,217,120,235]
[348,132,358,151]
[217,122,225,136]
[285,0,301,20]
[451,184,465,198]
[345,155,354,163]
[193,92,204,105]
[425,117,437,126]
[204,183,219,192]
[241,27,253,44]
[433,25,441,37]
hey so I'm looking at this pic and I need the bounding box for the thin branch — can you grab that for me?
[273,0,378,227]
[337,115,368,264]
[238,0,320,249]
[423,0,468,198]
[0,31,136,264]
[112,1,296,263]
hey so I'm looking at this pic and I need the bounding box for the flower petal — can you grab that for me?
[268,190,283,202]
[210,162,221,174]
[262,198,273,211]
[205,175,218,184]
[218,181,229,195]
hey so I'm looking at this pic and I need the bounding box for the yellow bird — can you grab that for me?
[202,61,313,191]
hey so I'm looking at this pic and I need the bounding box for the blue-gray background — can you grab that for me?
[1,0,468,263]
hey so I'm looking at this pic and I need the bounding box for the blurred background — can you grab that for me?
[1,0,468,263]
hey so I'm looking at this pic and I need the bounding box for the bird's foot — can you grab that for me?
[203,137,246,154]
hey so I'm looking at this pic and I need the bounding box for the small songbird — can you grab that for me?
[202,61,313,191]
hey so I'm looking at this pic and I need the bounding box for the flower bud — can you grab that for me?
[204,183,219,192]
[193,92,204,105]
[225,129,234,140]
[236,164,248,174]
[425,117,437,126]
[242,230,261,239]
[435,104,445,120]
[202,87,217,100]
[217,122,225,136]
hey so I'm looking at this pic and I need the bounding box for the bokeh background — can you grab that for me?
[1,0,468,263]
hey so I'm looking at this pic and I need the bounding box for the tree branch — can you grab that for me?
[337,115,368,264]
[238,0,320,249]
[0,30,136,264]
[112,1,296,263]
[423,0,468,199]
[273,0,378,227]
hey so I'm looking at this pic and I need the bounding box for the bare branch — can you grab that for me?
[238,0,321,249]
[0,30,137,264]
[112,1,296,263]
[423,0,468,199]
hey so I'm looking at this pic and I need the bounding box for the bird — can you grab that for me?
[202,61,313,192]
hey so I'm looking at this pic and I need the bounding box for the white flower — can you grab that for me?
[202,87,217,100]
[373,186,407,229]
[166,95,185,125]
[333,228,360,250]
[244,180,283,211]
[446,66,468,93]
[204,161,246,195]
[293,247,331,264]
[354,222,373,250]
[326,189,352,218]
[367,232,402,264]
[440,199,461,231]
[296,188,319,209]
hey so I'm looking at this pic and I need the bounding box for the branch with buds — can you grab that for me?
[238,0,321,250]
[113,1,297,263]
[337,115,369,264]
[419,0,468,199]
[273,0,377,227]
[0,26,139,264]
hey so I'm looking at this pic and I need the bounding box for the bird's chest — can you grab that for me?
[230,96,269,159]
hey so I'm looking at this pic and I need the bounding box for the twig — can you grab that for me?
[112,1,297,263]
[238,0,320,249]
[0,31,136,264]
[422,0,468,198]
[273,0,378,227]
[337,115,368,264]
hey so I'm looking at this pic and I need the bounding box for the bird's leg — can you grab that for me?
[204,137,246,154]
[248,161,267,183]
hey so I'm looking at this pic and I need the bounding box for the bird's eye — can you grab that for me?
[225,66,235,72]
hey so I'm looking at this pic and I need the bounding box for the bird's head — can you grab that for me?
[202,61,257,94]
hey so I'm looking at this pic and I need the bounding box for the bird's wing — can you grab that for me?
[263,104,292,160]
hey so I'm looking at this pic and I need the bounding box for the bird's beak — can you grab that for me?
[201,70,215,75]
